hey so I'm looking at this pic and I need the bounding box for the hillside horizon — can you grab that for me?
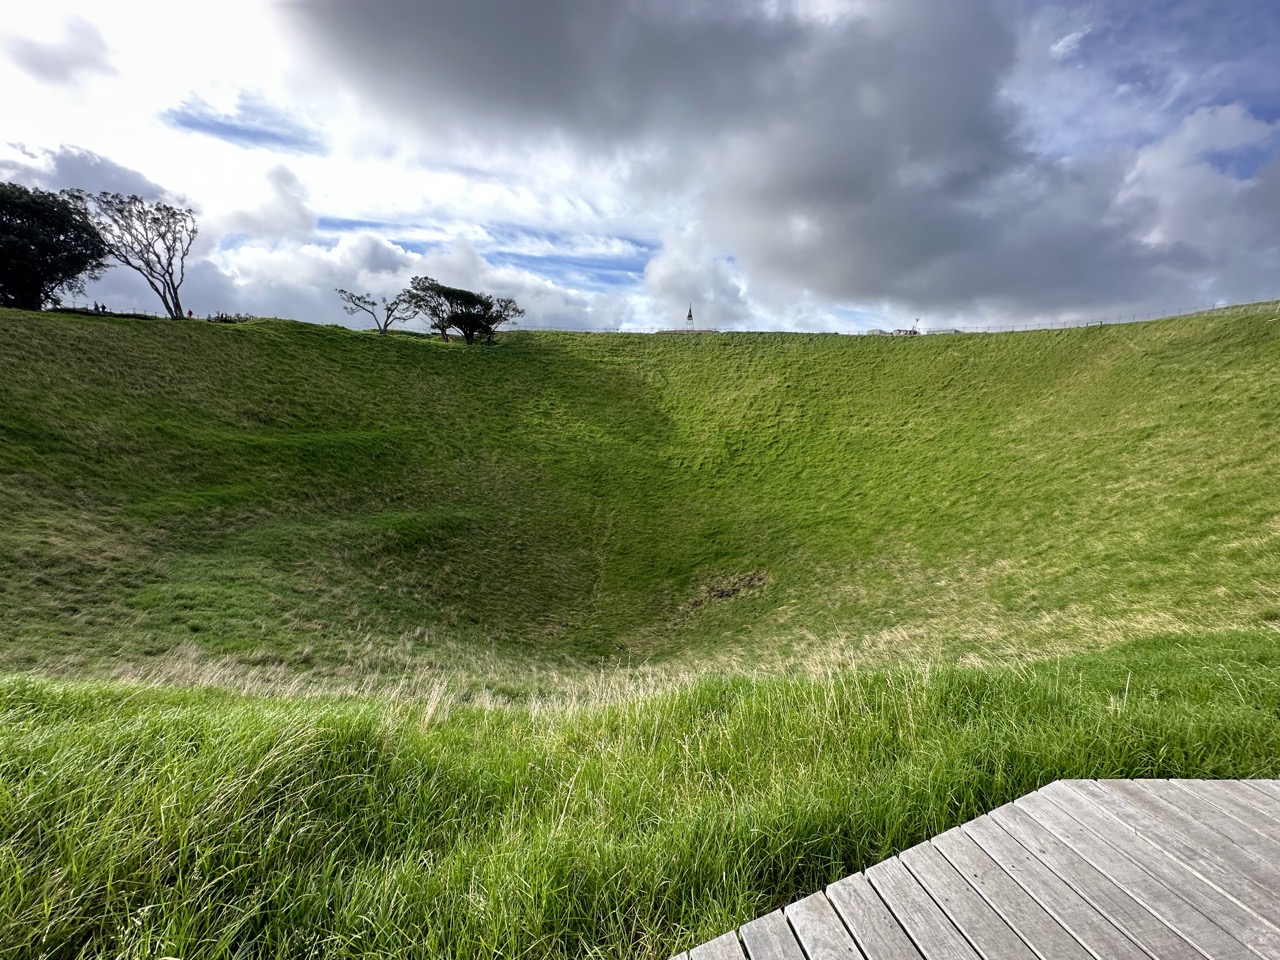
[3,303,1277,699]
[4,302,1280,958]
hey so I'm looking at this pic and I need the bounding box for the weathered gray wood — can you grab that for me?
[866,857,981,960]
[987,803,1210,960]
[1176,779,1280,836]
[827,873,925,960]
[1167,779,1280,830]
[1028,783,1280,957]
[1241,779,1280,804]
[690,930,746,960]
[936,821,1121,960]
[685,781,1280,960]
[900,840,1038,960]
[962,814,1172,960]
[1065,779,1280,928]
[739,910,806,960]
[1210,779,1280,818]
[784,892,862,960]
[1138,780,1280,858]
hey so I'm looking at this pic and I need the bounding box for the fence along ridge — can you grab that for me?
[52,296,1280,336]
[510,297,1280,335]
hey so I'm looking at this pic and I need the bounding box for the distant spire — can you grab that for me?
[686,304,694,330]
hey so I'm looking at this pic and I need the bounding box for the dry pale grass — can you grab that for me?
[76,590,1236,711]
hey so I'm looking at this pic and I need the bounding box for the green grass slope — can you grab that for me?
[2,307,1279,694]
[3,305,1280,958]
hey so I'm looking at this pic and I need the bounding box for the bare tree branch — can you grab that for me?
[336,288,418,335]
[78,192,197,319]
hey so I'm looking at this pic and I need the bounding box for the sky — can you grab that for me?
[3,0,1279,333]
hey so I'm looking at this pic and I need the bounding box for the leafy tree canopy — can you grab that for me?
[406,276,524,344]
[0,182,109,311]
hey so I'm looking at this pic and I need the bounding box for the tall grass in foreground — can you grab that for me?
[2,630,1278,959]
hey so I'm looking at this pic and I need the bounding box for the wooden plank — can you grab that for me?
[784,892,862,960]
[1176,779,1280,835]
[1241,779,1280,804]
[1016,787,1261,958]
[1208,779,1280,820]
[1169,779,1280,832]
[900,840,1039,960]
[987,803,1209,960]
[936,822,1128,960]
[1065,779,1280,927]
[739,910,806,960]
[690,930,746,960]
[866,856,982,960]
[1139,780,1280,856]
[682,782,1280,960]
[1026,784,1280,958]
[827,873,925,960]
[966,808,1196,960]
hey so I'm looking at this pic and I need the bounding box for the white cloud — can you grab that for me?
[1120,105,1280,284]
[3,0,1279,331]
[3,16,113,85]
[1049,26,1091,61]
[643,225,753,330]
[222,166,318,240]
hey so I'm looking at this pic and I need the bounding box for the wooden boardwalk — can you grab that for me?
[675,780,1280,960]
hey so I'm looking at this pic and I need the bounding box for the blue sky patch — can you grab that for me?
[217,232,253,251]
[389,238,443,255]
[316,215,402,232]
[487,223,658,254]
[477,223,657,290]
[1206,141,1279,180]
[489,251,648,291]
[163,94,327,154]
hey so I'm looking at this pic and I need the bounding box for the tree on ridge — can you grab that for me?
[335,288,418,335]
[406,275,524,344]
[0,182,108,311]
[77,192,197,319]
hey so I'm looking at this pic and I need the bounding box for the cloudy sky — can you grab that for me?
[3,0,1279,332]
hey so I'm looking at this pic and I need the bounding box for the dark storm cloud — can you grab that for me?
[162,94,327,154]
[286,0,1280,319]
[4,18,113,86]
[701,87,1200,311]
[286,0,810,141]
[0,145,167,198]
